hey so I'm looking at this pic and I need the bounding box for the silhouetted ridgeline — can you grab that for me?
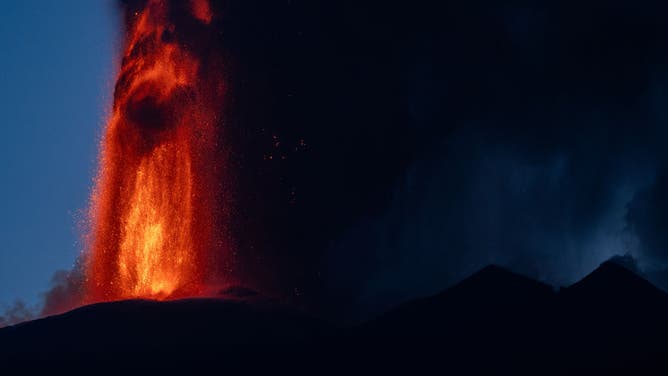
[2,261,668,374]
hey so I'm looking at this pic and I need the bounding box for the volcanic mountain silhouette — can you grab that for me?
[3,262,668,374]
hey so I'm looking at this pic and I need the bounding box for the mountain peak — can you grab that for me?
[566,260,663,298]
[477,264,511,275]
[450,264,554,299]
[463,264,546,285]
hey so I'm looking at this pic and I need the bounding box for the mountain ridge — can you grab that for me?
[2,259,668,373]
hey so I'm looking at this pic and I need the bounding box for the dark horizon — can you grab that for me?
[4,254,668,374]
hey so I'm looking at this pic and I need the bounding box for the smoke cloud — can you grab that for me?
[0,301,35,328]
[12,0,668,325]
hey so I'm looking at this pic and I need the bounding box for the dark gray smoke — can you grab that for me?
[310,0,668,321]
[9,0,668,325]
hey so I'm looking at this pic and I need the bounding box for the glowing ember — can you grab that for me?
[84,0,227,303]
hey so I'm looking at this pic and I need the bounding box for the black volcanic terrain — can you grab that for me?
[3,262,668,374]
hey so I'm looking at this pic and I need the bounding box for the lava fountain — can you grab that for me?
[83,0,228,303]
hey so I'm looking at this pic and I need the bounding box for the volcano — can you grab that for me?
[6,1,668,374]
[4,261,668,374]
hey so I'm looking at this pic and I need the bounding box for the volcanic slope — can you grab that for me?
[3,261,668,373]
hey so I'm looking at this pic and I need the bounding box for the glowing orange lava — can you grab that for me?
[84,0,227,303]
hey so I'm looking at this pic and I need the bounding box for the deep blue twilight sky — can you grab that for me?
[0,1,118,310]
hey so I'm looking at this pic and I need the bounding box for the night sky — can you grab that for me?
[3,0,668,323]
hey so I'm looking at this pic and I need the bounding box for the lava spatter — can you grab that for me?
[84,0,229,303]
